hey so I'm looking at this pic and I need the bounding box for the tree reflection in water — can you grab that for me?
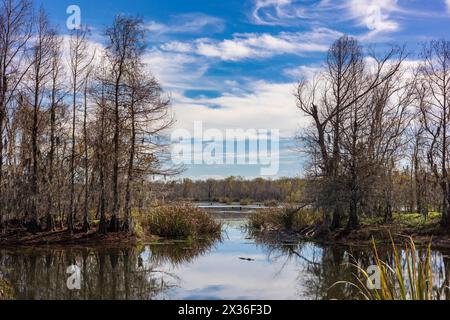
[0,237,219,300]
[253,236,450,300]
[2,233,450,300]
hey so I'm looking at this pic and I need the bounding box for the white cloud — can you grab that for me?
[284,64,323,80]
[143,49,210,91]
[446,0,450,12]
[163,28,342,61]
[250,0,407,40]
[160,41,194,53]
[172,80,307,138]
[252,0,305,26]
[347,0,400,37]
[251,0,348,26]
[147,13,225,35]
[146,21,167,33]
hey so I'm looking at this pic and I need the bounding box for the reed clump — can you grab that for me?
[146,204,222,240]
[0,278,14,300]
[248,206,322,232]
[334,236,444,300]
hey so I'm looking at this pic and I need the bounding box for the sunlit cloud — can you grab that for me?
[251,0,336,26]
[172,80,306,138]
[347,0,400,39]
[250,0,437,40]
[147,13,225,35]
[162,28,342,61]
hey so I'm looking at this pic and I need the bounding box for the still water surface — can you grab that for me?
[1,205,450,300]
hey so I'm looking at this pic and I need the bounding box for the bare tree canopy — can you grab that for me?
[296,35,412,230]
[0,1,176,235]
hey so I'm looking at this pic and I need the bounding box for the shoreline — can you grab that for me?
[0,227,222,249]
[250,222,450,250]
[0,228,146,247]
[3,218,450,250]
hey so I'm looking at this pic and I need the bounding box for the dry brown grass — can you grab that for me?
[144,203,222,240]
[248,206,322,232]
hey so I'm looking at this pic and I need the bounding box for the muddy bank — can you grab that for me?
[250,222,450,249]
[0,227,158,247]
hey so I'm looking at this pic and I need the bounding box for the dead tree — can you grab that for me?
[68,26,93,234]
[27,8,57,232]
[0,0,32,229]
[104,15,145,232]
[418,40,450,228]
[296,35,407,230]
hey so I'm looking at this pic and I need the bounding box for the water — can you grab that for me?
[1,205,450,300]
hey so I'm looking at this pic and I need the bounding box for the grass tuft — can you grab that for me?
[248,206,322,232]
[333,236,446,300]
[145,204,222,240]
[0,278,14,300]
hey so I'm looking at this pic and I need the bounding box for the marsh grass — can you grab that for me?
[0,278,14,300]
[248,206,322,232]
[263,200,279,207]
[239,199,254,206]
[334,236,445,300]
[218,197,233,205]
[145,204,222,240]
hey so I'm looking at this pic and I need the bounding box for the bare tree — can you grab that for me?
[68,26,94,234]
[122,63,173,232]
[26,8,57,232]
[0,0,32,230]
[0,5,177,237]
[418,40,450,228]
[91,58,111,234]
[104,15,145,232]
[45,30,65,231]
[296,36,407,230]
[82,65,94,232]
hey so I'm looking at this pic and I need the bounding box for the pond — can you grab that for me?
[1,205,450,300]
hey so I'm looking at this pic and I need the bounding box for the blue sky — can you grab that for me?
[38,0,450,179]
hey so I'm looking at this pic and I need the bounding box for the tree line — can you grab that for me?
[0,0,175,234]
[297,35,450,231]
[159,172,440,213]
[164,177,306,204]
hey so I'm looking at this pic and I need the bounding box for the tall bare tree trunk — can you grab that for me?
[46,50,59,232]
[29,68,40,233]
[82,74,90,232]
[123,99,135,233]
[98,86,108,234]
[46,90,56,231]
[0,101,4,231]
[69,69,76,235]
[110,70,122,233]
